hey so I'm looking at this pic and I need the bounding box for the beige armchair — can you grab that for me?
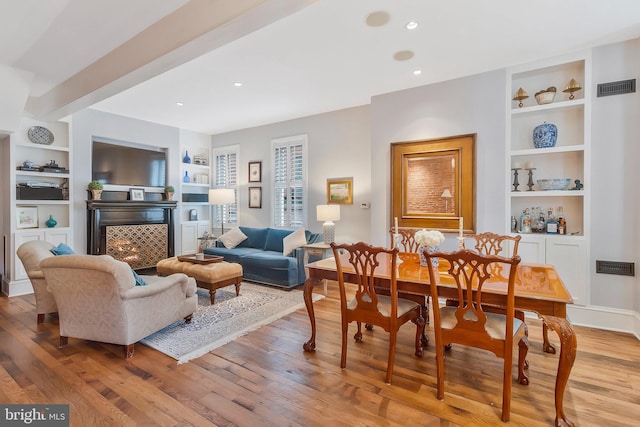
[16,240,57,324]
[40,254,198,358]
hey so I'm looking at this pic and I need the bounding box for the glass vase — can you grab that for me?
[45,215,57,228]
[183,150,191,164]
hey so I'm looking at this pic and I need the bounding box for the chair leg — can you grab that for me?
[364,323,374,331]
[59,336,68,348]
[354,322,363,342]
[413,314,425,358]
[517,337,530,385]
[435,337,445,400]
[125,344,135,359]
[184,314,193,324]
[340,321,348,369]
[385,331,397,385]
[502,352,514,422]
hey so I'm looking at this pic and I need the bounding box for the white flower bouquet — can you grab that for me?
[414,229,445,247]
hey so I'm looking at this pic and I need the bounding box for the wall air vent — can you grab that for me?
[596,260,635,276]
[597,79,635,97]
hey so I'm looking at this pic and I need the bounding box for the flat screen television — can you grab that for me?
[92,140,167,187]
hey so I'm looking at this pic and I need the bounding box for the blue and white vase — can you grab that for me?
[533,122,558,148]
[419,245,439,267]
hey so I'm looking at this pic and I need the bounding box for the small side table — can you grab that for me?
[198,236,217,253]
[303,242,333,295]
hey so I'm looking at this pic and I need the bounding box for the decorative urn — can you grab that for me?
[533,122,558,148]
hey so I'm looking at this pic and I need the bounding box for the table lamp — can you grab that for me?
[441,189,453,212]
[209,188,235,235]
[316,204,340,244]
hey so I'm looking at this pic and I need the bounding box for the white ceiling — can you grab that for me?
[3,0,640,135]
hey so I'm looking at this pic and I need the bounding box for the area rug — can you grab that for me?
[141,282,324,364]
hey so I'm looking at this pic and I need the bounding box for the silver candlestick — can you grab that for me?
[511,168,522,192]
[526,167,536,191]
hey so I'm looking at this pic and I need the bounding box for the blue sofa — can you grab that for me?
[203,226,323,288]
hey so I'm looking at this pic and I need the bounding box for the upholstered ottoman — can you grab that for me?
[157,257,242,304]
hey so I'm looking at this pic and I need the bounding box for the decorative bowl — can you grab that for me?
[533,122,558,148]
[536,178,571,191]
[534,86,557,105]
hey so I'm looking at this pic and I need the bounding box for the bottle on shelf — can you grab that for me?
[183,150,191,164]
[183,171,190,183]
[535,206,546,233]
[520,208,532,233]
[557,206,566,235]
[545,207,559,234]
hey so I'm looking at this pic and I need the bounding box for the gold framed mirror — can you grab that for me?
[390,134,475,233]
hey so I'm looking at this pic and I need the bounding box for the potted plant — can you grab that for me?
[88,180,104,200]
[164,185,175,201]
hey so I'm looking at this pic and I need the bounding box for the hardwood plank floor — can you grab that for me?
[1,284,639,426]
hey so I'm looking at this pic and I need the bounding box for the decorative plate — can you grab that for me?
[27,126,55,145]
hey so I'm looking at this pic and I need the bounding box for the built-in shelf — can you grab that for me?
[510,190,584,197]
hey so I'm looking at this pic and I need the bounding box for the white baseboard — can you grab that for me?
[1,278,34,297]
[567,305,640,340]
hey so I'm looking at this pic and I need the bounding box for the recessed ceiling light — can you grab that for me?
[234,82,243,87]
[413,70,422,76]
[176,102,184,106]
[406,21,418,30]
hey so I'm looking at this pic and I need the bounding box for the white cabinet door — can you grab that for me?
[44,229,70,246]
[546,237,587,305]
[517,236,546,264]
[181,222,198,255]
[14,231,44,281]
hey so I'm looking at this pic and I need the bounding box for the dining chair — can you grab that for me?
[463,231,521,257]
[424,248,529,422]
[330,242,425,385]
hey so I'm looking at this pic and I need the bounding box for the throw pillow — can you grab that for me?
[219,226,248,249]
[283,227,307,256]
[50,243,75,256]
[132,270,147,286]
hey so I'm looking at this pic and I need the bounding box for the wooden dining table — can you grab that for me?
[302,252,577,427]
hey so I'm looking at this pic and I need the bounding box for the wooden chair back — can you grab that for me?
[424,248,527,421]
[330,241,425,384]
[389,228,420,252]
[465,232,521,256]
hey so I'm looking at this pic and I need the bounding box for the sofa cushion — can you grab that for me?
[240,251,297,269]
[237,227,269,249]
[203,246,262,264]
[283,227,307,256]
[50,243,75,256]
[263,228,293,252]
[219,226,247,249]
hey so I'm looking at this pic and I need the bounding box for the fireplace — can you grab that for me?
[87,197,176,269]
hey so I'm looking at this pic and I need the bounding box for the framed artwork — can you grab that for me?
[248,161,262,183]
[248,187,262,208]
[16,206,38,229]
[326,177,353,204]
[129,187,145,201]
[390,134,475,232]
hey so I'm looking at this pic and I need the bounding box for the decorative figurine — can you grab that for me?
[570,179,583,190]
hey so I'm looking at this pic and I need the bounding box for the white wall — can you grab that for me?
[590,39,640,312]
[211,105,371,243]
[369,69,507,248]
[69,109,182,253]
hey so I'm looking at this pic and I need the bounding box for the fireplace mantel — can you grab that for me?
[87,199,177,260]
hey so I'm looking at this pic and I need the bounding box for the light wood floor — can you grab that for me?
[1,283,639,427]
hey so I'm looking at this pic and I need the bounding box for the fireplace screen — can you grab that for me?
[106,224,168,269]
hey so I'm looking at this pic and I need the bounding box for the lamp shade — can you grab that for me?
[208,188,235,205]
[441,189,453,198]
[316,204,340,222]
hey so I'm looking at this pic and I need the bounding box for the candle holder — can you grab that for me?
[525,167,536,191]
[511,168,522,192]
[457,236,465,249]
[393,233,403,264]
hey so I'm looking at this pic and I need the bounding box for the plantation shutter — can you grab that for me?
[272,135,307,228]
[213,149,238,226]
